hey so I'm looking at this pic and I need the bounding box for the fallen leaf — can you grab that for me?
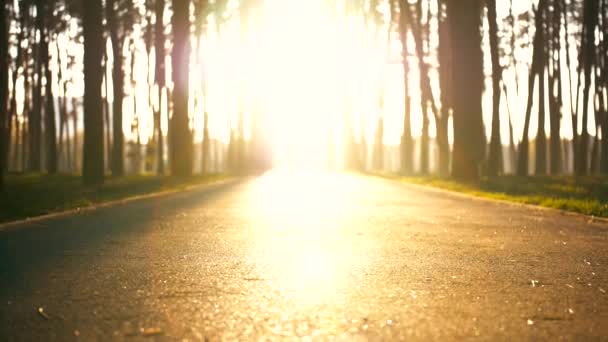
[37,307,49,320]
[141,327,163,336]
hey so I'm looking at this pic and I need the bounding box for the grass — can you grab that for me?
[0,173,229,223]
[382,174,608,218]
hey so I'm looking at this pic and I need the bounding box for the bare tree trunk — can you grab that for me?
[82,0,105,185]
[437,0,451,177]
[487,0,503,176]
[30,0,45,172]
[397,0,413,175]
[518,0,548,176]
[155,0,165,175]
[72,98,78,173]
[576,0,599,175]
[448,0,485,180]
[170,0,193,177]
[41,5,57,174]
[548,0,563,174]
[0,0,9,188]
[107,0,125,177]
[103,52,112,172]
[401,0,440,175]
[536,66,547,175]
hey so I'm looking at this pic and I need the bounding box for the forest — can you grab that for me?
[0,0,607,188]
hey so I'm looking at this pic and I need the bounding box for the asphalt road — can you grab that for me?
[1,170,607,341]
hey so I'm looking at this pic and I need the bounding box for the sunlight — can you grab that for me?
[198,0,401,168]
[248,169,365,305]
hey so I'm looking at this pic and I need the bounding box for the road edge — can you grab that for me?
[0,177,241,232]
[368,174,608,225]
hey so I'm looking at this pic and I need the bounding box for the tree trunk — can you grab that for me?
[0,0,8,189]
[548,0,563,174]
[517,0,547,176]
[72,98,79,173]
[82,0,105,185]
[486,0,502,176]
[30,0,44,171]
[41,7,57,174]
[448,0,485,180]
[535,67,547,175]
[155,0,165,175]
[107,0,125,177]
[403,0,439,175]
[8,4,26,174]
[397,0,413,175]
[437,0,451,177]
[103,53,112,172]
[170,0,193,177]
[577,0,599,175]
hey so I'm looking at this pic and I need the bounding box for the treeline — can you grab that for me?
[0,0,607,190]
[348,0,608,179]
[0,0,263,190]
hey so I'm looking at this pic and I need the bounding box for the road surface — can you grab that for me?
[1,171,607,341]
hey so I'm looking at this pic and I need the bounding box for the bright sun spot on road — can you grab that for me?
[247,168,369,305]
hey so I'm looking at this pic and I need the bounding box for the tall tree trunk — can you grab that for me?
[548,0,563,175]
[107,0,124,177]
[170,0,193,177]
[63,82,72,173]
[8,4,25,173]
[486,0,502,176]
[600,0,608,173]
[72,98,78,173]
[82,0,105,185]
[517,0,547,176]
[41,6,57,174]
[0,0,8,189]
[536,67,547,175]
[397,0,413,175]
[155,0,165,175]
[448,0,485,180]
[404,0,439,175]
[502,82,517,172]
[13,116,21,171]
[577,0,599,175]
[30,1,44,171]
[437,0,451,177]
[7,4,26,173]
[103,52,112,172]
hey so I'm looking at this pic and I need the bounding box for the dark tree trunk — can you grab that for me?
[0,0,8,189]
[8,3,26,173]
[577,0,599,175]
[448,0,485,180]
[155,0,166,175]
[170,0,193,177]
[102,53,112,172]
[403,0,440,175]
[598,0,608,173]
[72,98,79,173]
[41,6,57,174]
[30,0,44,172]
[535,66,547,175]
[107,0,125,177]
[517,0,547,176]
[82,0,105,185]
[397,0,413,175]
[437,0,451,177]
[486,0,502,176]
[548,0,563,175]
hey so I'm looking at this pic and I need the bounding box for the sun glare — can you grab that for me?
[248,169,366,305]
[198,0,398,168]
